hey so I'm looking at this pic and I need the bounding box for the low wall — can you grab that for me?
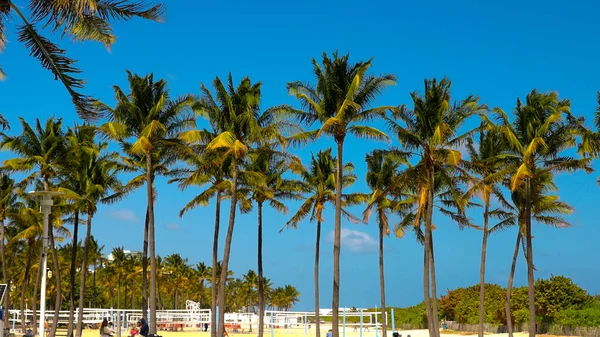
[444,321,600,337]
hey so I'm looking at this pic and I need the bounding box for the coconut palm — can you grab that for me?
[163,253,191,309]
[363,150,411,337]
[484,168,574,337]
[462,128,514,337]
[98,70,195,333]
[7,198,41,333]
[118,147,175,321]
[0,117,68,337]
[0,1,164,117]
[188,74,285,337]
[287,52,395,335]
[171,132,232,337]
[67,140,123,336]
[243,147,303,337]
[576,92,600,184]
[57,129,123,336]
[386,78,484,337]
[281,148,361,337]
[493,91,592,337]
[58,125,94,337]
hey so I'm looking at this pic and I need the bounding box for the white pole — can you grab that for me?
[38,196,53,337]
[29,191,62,337]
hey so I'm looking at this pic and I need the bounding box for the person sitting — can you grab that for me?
[130,322,140,337]
[100,319,115,337]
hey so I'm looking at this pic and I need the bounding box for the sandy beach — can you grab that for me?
[76,326,566,337]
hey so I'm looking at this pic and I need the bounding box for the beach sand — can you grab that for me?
[78,326,572,337]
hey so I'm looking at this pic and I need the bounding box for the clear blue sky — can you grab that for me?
[1,0,600,310]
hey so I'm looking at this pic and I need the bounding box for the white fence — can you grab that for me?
[6,308,387,334]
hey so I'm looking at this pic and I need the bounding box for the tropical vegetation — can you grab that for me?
[1,5,600,337]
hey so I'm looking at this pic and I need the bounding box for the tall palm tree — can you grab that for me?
[0,1,164,117]
[363,150,410,337]
[281,148,361,337]
[387,78,484,337]
[243,147,303,337]
[287,52,395,335]
[475,166,573,337]
[189,74,285,337]
[98,71,195,333]
[0,117,68,337]
[462,128,513,337]
[494,91,592,337]
[173,131,232,337]
[68,137,123,336]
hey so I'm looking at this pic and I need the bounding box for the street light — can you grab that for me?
[28,191,63,337]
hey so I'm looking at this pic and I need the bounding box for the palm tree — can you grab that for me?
[98,71,195,333]
[0,174,16,322]
[281,148,361,337]
[164,253,190,309]
[244,147,303,337]
[118,146,174,321]
[194,262,210,306]
[7,198,41,333]
[0,1,164,117]
[387,78,484,337]
[494,91,592,337]
[190,74,285,337]
[0,117,68,337]
[462,128,513,337]
[363,150,410,337]
[287,52,395,335]
[172,131,232,337]
[67,137,123,336]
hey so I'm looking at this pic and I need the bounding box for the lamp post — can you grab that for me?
[29,191,63,337]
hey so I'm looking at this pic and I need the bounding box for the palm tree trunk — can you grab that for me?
[378,210,387,337]
[478,202,490,337]
[505,232,521,337]
[525,180,535,337]
[332,140,344,337]
[32,251,43,335]
[315,220,322,337]
[68,211,80,337]
[429,228,440,337]
[118,274,122,308]
[426,166,440,337]
[0,218,8,326]
[423,231,433,336]
[48,224,61,337]
[142,207,149,311]
[146,152,157,334]
[211,191,221,337]
[142,205,149,321]
[258,202,265,337]
[20,240,35,333]
[76,214,93,337]
[217,159,239,337]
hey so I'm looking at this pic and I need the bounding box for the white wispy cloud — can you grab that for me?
[165,223,181,231]
[108,209,139,223]
[327,228,377,254]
